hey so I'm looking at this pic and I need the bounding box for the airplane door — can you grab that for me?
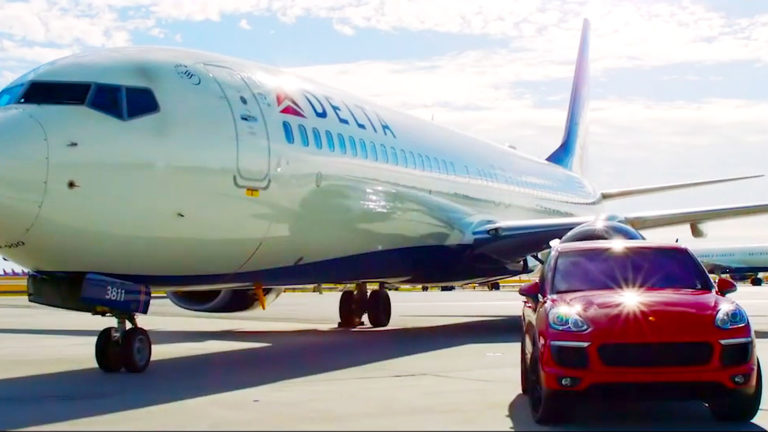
[205,64,271,189]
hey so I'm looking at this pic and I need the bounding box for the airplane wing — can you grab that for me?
[599,174,763,200]
[471,202,768,261]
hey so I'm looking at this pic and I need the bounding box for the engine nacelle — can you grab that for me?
[167,287,283,313]
[560,218,645,243]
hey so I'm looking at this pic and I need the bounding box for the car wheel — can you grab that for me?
[528,350,562,424]
[520,332,529,395]
[708,359,762,421]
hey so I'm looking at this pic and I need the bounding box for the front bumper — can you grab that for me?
[540,337,758,397]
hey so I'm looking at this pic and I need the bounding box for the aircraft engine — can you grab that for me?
[560,217,645,243]
[167,287,283,313]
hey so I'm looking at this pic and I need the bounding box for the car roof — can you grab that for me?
[554,239,688,253]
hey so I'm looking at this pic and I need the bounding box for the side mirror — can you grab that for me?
[716,278,738,296]
[519,281,541,299]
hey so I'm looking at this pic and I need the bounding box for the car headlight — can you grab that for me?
[548,306,590,332]
[715,305,748,329]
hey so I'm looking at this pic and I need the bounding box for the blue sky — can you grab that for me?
[1,0,767,245]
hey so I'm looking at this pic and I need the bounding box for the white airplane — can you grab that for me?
[0,19,767,373]
[689,244,768,285]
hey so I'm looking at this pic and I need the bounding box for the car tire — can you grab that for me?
[528,350,562,424]
[708,360,762,422]
[520,331,529,395]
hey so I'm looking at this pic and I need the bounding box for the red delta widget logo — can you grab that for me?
[276,89,396,139]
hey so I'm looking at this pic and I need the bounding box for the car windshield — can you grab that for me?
[552,246,713,293]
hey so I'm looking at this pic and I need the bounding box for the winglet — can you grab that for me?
[546,18,590,174]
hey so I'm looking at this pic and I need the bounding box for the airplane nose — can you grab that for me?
[0,109,48,242]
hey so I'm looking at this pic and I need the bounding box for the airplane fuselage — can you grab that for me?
[0,47,600,287]
[692,244,768,274]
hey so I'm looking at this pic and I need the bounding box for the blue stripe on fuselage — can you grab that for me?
[37,244,525,287]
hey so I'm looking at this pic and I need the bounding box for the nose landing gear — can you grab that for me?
[95,313,152,373]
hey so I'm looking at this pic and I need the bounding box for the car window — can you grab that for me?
[552,247,712,293]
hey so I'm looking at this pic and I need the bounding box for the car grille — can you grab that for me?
[598,342,713,367]
[551,345,588,369]
[720,342,753,367]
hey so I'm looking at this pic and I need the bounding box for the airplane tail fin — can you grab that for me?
[545,18,590,174]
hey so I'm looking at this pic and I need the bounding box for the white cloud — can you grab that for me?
[239,18,252,30]
[148,27,166,38]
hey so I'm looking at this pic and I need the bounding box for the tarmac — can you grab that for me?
[1,287,767,430]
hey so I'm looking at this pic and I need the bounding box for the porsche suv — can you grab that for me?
[519,240,761,424]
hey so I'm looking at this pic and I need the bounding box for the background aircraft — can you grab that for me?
[689,244,768,286]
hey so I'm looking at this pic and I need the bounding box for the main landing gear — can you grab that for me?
[95,313,152,373]
[338,282,392,328]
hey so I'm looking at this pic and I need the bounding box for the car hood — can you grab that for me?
[550,289,735,342]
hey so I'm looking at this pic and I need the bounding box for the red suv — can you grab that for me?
[520,240,761,424]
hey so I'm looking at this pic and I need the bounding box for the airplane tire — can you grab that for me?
[751,277,763,286]
[339,290,362,328]
[367,289,391,328]
[95,327,123,373]
[121,327,152,373]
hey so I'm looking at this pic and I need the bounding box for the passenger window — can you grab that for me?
[425,156,432,171]
[298,124,309,147]
[370,141,378,161]
[282,121,294,144]
[357,138,365,158]
[349,136,358,157]
[465,165,470,177]
[450,162,457,176]
[19,81,91,105]
[312,127,322,150]
[380,144,388,163]
[337,133,347,154]
[441,159,449,175]
[409,151,416,168]
[399,149,407,168]
[89,84,123,119]
[325,130,335,152]
[125,87,159,119]
[390,146,398,165]
[433,157,440,173]
[418,154,425,171]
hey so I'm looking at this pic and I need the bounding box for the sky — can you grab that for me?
[1,0,767,247]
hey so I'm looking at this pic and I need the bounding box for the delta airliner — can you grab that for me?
[0,19,766,372]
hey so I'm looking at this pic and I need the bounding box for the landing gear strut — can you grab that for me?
[338,282,392,328]
[95,313,152,373]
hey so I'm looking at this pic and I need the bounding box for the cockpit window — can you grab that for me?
[125,87,159,119]
[0,83,25,107]
[19,82,91,105]
[2,80,160,121]
[89,84,123,119]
